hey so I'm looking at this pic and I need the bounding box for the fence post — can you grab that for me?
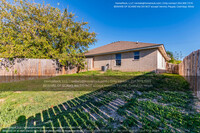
[62,66,66,75]
[38,59,41,77]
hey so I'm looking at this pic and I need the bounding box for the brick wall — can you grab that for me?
[93,48,158,72]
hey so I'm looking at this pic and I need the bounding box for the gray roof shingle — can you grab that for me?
[85,41,162,56]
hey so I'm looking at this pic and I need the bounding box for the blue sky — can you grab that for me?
[14,0,200,58]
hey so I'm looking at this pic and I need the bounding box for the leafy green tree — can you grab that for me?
[0,0,96,70]
[167,51,182,64]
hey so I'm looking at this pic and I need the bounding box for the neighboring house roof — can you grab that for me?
[85,41,170,61]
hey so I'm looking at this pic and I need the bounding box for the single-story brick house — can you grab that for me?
[85,41,170,72]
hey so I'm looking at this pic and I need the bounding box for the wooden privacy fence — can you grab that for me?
[166,63,179,74]
[179,50,200,99]
[0,58,78,82]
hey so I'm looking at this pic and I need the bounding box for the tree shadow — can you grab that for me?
[1,73,200,132]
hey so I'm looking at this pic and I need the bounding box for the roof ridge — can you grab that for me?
[87,41,122,51]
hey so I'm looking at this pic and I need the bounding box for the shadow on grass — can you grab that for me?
[1,73,200,132]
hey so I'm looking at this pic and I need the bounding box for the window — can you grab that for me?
[134,51,140,60]
[115,53,121,66]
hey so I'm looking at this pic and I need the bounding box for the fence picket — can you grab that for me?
[179,50,200,99]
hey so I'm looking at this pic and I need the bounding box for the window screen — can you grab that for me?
[134,51,140,60]
[116,54,121,66]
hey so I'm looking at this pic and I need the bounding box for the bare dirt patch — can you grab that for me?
[0,98,5,103]
[14,91,22,93]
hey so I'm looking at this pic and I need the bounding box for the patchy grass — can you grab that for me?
[101,70,147,76]
[0,71,200,132]
[0,91,90,129]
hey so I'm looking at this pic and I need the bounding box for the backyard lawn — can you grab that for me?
[0,71,200,132]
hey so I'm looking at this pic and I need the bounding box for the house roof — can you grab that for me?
[85,41,170,61]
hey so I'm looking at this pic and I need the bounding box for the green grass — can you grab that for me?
[0,70,143,129]
[66,70,146,76]
[0,70,200,132]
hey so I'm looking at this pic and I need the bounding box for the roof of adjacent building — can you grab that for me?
[85,41,170,61]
